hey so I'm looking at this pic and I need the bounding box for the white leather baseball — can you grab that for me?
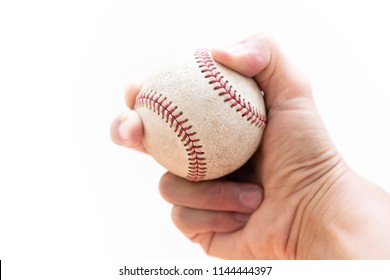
[135,50,266,181]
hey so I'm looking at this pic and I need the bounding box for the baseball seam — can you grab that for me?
[194,49,267,129]
[136,88,207,181]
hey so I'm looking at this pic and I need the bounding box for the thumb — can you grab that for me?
[211,33,312,110]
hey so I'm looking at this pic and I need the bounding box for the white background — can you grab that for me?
[1,0,390,275]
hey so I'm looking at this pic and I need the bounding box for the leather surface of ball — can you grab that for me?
[135,50,266,181]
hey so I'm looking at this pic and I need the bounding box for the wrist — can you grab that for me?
[297,164,390,259]
[288,155,350,259]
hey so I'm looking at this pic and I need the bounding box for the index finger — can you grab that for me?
[125,82,143,109]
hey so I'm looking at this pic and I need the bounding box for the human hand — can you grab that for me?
[157,34,349,259]
[111,34,390,259]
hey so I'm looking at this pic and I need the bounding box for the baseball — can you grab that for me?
[135,49,266,181]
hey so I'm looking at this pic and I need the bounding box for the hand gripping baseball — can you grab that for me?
[111,34,390,259]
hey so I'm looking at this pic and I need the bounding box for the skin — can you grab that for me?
[111,34,390,259]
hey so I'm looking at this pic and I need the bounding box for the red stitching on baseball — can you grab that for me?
[136,88,207,181]
[194,49,267,129]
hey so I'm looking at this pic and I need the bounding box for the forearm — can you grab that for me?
[300,169,390,259]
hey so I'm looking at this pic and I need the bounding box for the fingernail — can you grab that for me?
[118,116,131,141]
[239,187,261,209]
[234,213,250,223]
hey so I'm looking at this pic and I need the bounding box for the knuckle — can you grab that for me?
[158,172,175,202]
[208,182,229,208]
[171,206,188,229]
[258,32,275,43]
[248,32,276,48]
[206,181,242,211]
